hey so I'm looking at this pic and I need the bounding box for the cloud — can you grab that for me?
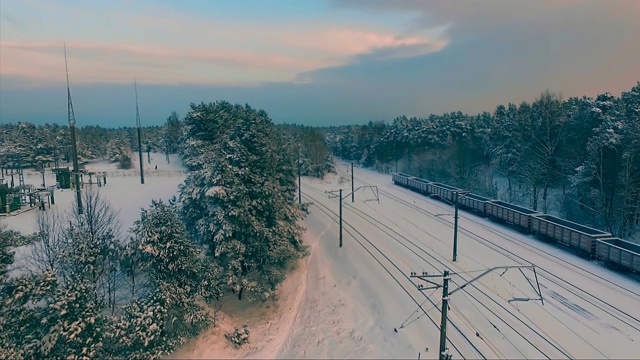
[0,0,448,86]
[0,30,446,86]
[323,0,640,98]
[330,0,640,35]
[2,0,638,127]
[350,41,446,63]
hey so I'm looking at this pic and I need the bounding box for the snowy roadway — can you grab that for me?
[279,162,640,359]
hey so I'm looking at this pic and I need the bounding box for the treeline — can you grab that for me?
[326,83,640,241]
[1,101,307,358]
[0,118,182,169]
[277,124,335,178]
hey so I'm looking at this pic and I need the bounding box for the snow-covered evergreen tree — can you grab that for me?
[130,198,215,305]
[180,101,305,301]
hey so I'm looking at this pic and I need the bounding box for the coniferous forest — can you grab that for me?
[325,83,640,242]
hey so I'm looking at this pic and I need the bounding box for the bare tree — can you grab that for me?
[63,188,125,314]
[29,210,65,275]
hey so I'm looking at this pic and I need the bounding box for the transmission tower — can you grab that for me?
[135,80,144,184]
[64,43,83,215]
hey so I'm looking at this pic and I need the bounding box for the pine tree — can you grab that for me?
[180,101,305,301]
[124,199,212,356]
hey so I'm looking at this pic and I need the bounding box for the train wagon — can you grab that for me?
[427,182,461,203]
[531,214,611,255]
[595,238,640,273]
[392,173,410,187]
[407,177,423,193]
[486,200,541,230]
[412,178,431,194]
[458,193,491,215]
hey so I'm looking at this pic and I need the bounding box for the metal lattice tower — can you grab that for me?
[64,43,83,215]
[135,79,144,184]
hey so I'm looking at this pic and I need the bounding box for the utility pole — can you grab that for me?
[298,146,302,205]
[453,192,459,262]
[165,139,170,163]
[327,189,345,247]
[410,270,452,360]
[135,80,144,185]
[64,43,83,215]
[410,265,544,360]
[351,162,354,203]
[439,270,450,360]
[339,188,343,247]
[436,190,468,262]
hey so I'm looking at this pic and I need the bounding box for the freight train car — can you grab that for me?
[595,238,640,273]
[392,173,411,187]
[530,215,611,255]
[390,173,639,275]
[486,200,541,231]
[458,193,491,215]
[427,182,461,203]
[412,178,431,194]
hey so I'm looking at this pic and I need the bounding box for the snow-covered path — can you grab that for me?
[280,162,640,359]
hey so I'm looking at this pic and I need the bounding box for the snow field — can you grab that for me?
[3,153,186,276]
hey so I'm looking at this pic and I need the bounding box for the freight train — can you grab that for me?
[392,173,640,274]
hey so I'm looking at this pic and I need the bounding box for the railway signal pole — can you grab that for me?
[410,265,543,360]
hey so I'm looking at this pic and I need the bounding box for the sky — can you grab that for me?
[1,0,639,127]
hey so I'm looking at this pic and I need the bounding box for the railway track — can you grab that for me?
[303,184,570,359]
[333,166,640,334]
[371,183,640,332]
[299,189,485,359]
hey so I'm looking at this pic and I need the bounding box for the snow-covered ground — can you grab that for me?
[5,156,638,359]
[2,153,186,275]
[174,161,640,359]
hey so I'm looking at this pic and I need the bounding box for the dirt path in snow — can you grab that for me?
[168,225,318,359]
[276,203,376,359]
[170,173,375,359]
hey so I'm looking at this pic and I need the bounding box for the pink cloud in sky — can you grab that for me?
[0,25,446,86]
[0,0,450,86]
